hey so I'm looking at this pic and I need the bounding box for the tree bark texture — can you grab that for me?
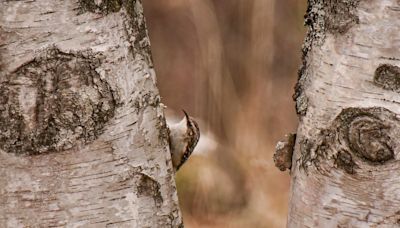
[0,0,182,227]
[289,0,400,227]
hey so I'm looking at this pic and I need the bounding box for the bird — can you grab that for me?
[168,110,200,171]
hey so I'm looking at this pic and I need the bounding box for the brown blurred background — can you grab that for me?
[143,1,306,227]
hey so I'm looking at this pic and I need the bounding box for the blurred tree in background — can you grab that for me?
[143,1,306,227]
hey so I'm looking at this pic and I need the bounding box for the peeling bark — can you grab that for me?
[0,0,182,227]
[289,0,400,227]
[274,133,296,172]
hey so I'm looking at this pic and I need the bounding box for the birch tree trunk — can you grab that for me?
[0,0,182,227]
[288,0,400,227]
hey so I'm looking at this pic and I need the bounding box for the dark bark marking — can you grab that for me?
[293,35,310,116]
[374,64,400,93]
[78,0,123,14]
[164,210,184,228]
[113,166,164,208]
[298,134,333,174]
[305,0,360,39]
[337,108,395,164]
[0,47,118,155]
[137,174,163,208]
[130,91,161,111]
[298,107,398,174]
[376,210,400,226]
[334,150,359,174]
[122,0,153,65]
[323,0,360,34]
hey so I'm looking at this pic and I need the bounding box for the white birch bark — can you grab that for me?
[0,0,182,227]
[288,0,400,227]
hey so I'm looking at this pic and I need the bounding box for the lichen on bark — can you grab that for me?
[305,0,360,40]
[294,0,361,116]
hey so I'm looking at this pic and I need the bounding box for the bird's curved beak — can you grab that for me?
[182,109,189,120]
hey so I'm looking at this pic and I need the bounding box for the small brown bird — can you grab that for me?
[168,110,200,171]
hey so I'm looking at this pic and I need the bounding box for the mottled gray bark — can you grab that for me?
[0,0,182,227]
[288,0,400,227]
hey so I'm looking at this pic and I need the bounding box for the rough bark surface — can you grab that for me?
[0,0,182,227]
[289,0,400,227]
